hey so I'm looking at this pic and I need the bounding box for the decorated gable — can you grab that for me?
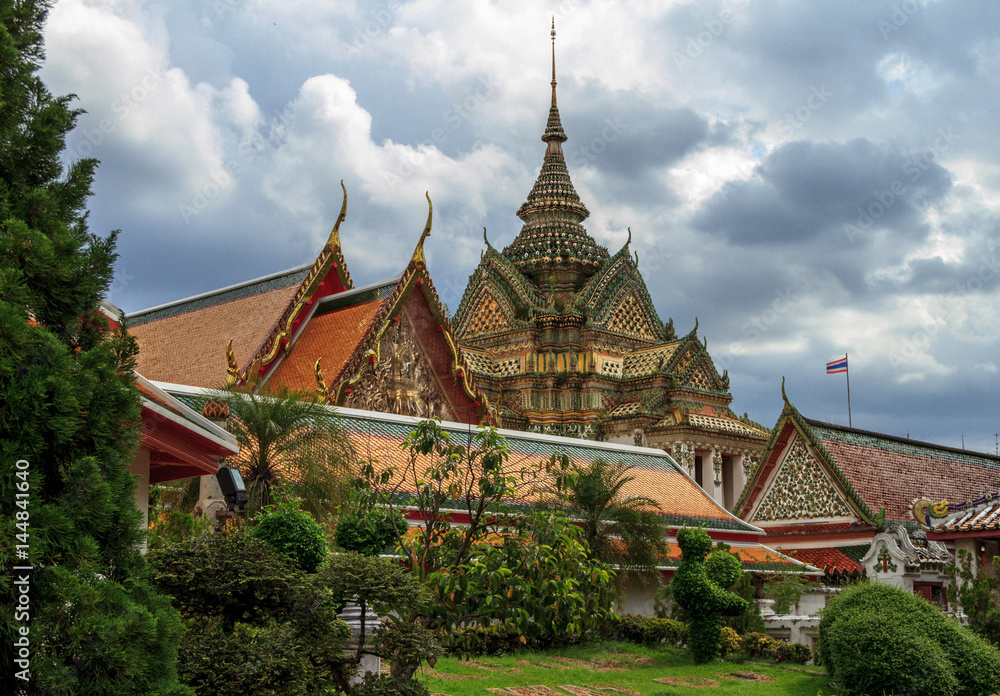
[604,289,659,342]
[458,288,514,338]
[752,435,854,522]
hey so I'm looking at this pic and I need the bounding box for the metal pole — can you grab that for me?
[845,354,852,428]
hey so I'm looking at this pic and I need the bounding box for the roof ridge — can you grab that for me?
[806,417,1000,462]
[128,262,312,323]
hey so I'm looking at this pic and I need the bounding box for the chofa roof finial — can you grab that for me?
[412,192,433,265]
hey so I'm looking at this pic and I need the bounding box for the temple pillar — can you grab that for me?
[730,453,748,510]
[701,448,722,504]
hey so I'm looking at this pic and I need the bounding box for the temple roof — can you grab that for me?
[737,392,1000,526]
[129,265,310,387]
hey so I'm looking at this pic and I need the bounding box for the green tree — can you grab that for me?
[355,420,615,676]
[553,457,668,582]
[214,383,354,521]
[0,2,187,692]
[948,550,1000,646]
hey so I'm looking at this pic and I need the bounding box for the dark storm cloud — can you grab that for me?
[693,138,952,244]
[564,101,711,178]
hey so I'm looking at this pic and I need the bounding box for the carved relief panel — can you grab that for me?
[345,313,455,421]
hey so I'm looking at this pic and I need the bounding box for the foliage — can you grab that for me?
[722,568,765,634]
[354,421,614,674]
[250,496,328,572]
[447,623,532,656]
[335,502,406,556]
[615,614,688,647]
[214,383,354,520]
[718,626,741,656]
[319,551,442,682]
[350,673,430,696]
[671,527,749,663]
[148,529,352,694]
[0,2,188,692]
[548,457,669,583]
[948,549,1000,645]
[738,632,811,663]
[819,581,1000,696]
[147,509,210,552]
[761,570,811,614]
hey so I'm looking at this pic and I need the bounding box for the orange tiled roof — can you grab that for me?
[786,547,863,574]
[268,299,385,391]
[130,269,307,388]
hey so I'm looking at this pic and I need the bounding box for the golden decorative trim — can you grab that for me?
[226,339,239,387]
[314,358,328,403]
[411,192,433,266]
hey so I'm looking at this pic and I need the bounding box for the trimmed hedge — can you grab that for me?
[820,582,1000,696]
[616,614,688,647]
[250,501,328,573]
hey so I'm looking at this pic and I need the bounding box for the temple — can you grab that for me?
[130,186,490,425]
[453,22,768,510]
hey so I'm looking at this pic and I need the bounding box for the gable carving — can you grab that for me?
[344,313,455,421]
[753,437,852,521]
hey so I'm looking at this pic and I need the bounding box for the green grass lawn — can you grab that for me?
[416,642,835,696]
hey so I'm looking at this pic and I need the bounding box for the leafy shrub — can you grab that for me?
[740,632,773,658]
[148,509,210,551]
[148,530,351,694]
[448,623,529,656]
[738,631,811,663]
[250,499,328,572]
[616,614,688,647]
[762,571,811,614]
[820,581,1000,696]
[335,506,406,556]
[351,673,430,696]
[718,626,741,656]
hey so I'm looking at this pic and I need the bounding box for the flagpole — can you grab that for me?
[845,354,852,427]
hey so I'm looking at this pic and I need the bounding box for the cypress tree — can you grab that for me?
[0,2,189,693]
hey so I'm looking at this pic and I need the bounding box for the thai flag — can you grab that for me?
[826,357,848,374]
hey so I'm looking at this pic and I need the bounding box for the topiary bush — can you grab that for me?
[447,623,529,656]
[671,527,748,663]
[820,581,1000,696]
[250,499,328,572]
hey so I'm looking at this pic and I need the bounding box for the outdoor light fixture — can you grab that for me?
[216,466,248,514]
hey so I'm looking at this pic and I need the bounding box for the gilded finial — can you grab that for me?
[781,376,788,402]
[550,17,557,108]
[314,358,328,402]
[327,180,348,247]
[412,192,433,265]
[226,339,239,387]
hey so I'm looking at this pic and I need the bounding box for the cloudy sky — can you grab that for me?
[42,0,1000,454]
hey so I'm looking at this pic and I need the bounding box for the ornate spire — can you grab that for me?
[503,20,606,287]
[411,192,433,265]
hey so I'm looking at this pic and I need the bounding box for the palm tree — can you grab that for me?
[214,383,354,522]
[557,458,669,579]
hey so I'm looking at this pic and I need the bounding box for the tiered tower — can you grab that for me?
[452,22,769,510]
